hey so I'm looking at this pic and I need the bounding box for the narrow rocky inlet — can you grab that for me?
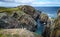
[0,5,60,37]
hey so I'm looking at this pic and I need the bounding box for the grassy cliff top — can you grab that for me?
[0,7,19,12]
[0,7,25,16]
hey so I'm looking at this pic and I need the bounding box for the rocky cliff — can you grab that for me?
[0,5,55,37]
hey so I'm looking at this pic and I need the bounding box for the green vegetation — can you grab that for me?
[0,7,19,12]
[0,31,12,37]
[0,7,26,16]
[0,7,19,15]
[0,33,19,37]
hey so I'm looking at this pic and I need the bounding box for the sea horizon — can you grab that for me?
[35,7,60,18]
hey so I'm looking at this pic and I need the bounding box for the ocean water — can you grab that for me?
[35,7,60,18]
[35,7,60,35]
[35,19,45,35]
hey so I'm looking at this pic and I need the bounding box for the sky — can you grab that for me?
[0,0,60,7]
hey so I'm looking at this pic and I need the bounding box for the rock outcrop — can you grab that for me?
[50,9,60,37]
[39,13,48,24]
[18,14,37,32]
[50,16,60,37]
[18,5,41,20]
[0,10,37,32]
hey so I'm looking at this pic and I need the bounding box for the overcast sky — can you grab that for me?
[0,0,60,7]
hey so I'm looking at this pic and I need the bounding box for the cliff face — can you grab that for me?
[0,5,43,37]
[50,17,60,37]
[50,9,60,37]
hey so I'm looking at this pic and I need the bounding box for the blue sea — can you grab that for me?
[35,7,60,18]
[35,7,60,35]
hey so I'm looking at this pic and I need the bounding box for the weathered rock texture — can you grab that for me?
[18,5,41,20]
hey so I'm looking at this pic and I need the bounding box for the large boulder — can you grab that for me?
[18,5,41,20]
[39,13,48,24]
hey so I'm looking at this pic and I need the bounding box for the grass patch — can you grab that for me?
[0,7,19,12]
[0,33,19,37]
[0,7,25,16]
